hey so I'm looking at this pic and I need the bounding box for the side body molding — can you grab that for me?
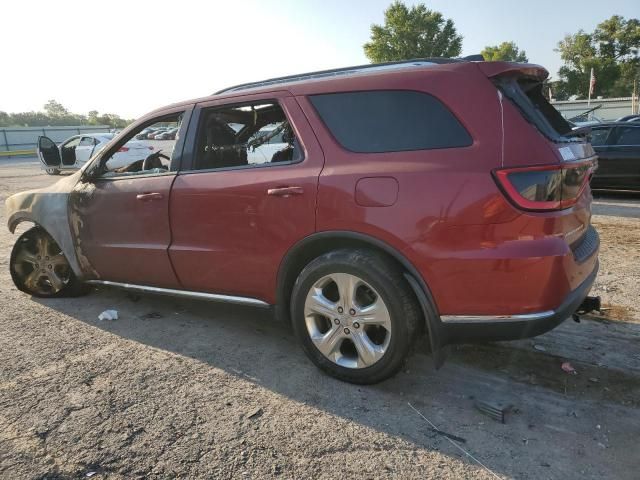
[6,171,84,278]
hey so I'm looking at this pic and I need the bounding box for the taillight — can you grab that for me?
[118,147,129,152]
[494,161,593,211]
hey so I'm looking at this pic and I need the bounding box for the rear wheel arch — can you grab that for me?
[276,231,440,328]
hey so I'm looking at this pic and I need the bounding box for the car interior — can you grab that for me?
[195,102,302,170]
[99,115,181,177]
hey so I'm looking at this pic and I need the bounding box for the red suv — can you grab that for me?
[7,58,599,384]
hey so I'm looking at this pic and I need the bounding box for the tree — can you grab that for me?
[554,15,640,100]
[87,110,100,125]
[364,1,462,63]
[481,41,528,62]
[43,99,69,117]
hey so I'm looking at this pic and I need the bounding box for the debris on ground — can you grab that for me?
[247,407,263,419]
[474,399,512,424]
[561,362,578,375]
[140,312,162,320]
[98,310,118,321]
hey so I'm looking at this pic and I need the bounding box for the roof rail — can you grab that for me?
[214,56,482,95]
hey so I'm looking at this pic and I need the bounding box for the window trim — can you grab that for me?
[182,98,305,174]
[308,89,474,154]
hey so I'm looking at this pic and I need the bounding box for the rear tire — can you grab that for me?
[45,167,60,175]
[10,226,88,298]
[291,249,420,384]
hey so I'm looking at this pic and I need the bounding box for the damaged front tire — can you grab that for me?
[10,226,88,298]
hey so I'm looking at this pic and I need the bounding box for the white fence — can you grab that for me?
[551,97,638,122]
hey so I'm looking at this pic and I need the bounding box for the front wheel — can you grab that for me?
[10,227,87,297]
[291,249,420,384]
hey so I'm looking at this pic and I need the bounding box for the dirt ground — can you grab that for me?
[1,160,639,479]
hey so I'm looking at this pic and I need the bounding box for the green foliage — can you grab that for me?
[364,1,462,63]
[0,101,133,128]
[553,15,640,100]
[481,42,528,62]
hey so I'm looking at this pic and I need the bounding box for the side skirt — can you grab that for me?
[86,280,270,308]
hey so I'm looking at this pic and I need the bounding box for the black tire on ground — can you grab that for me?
[45,167,61,175]
[10,226,89,298]
[291,249,421,384]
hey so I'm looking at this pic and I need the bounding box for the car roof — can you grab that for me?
[140,57,545,120]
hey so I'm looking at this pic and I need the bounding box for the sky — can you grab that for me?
[1,0,638,119]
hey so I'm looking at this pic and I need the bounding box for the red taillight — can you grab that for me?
[494,161,594,211]
[118,147,129,152]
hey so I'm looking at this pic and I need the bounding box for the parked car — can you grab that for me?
[148,128,171,139]
[589,122,640,191]
[36,133,154,175]
[135,127,158,140]
[155,128,179,140]
[7,58,600,384]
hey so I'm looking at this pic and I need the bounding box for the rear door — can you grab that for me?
[37,136,61,168]
[75,136,98,163]
[590,126,615,188]
[168,92,324,303]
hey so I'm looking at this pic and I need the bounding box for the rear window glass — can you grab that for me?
[615,127,640,146]
[309,91,472,153]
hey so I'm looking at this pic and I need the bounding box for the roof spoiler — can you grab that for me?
[478,62,549,80]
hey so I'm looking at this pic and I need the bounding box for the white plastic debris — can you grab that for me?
[98,309,118,321]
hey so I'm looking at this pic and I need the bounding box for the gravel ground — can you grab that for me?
[1,160,639,479]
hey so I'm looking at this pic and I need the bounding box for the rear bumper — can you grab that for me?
[441,260,599,343]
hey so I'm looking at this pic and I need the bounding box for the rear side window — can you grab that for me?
[615,127,640,146]
[309,91,472,153]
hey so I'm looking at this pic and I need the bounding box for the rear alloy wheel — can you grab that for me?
[291,249,420,384]
[45,167,60,175]
[10,227,85,297]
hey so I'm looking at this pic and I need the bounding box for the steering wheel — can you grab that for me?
[142,150,170,171]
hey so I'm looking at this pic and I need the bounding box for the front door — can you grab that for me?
[72,110,189,288]
[168,93,324,303]
[37,136,61,168]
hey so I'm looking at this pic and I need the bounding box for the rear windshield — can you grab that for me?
[497,77,573,141]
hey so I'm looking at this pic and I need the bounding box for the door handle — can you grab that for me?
[267,186,304,197]
[136,192,164,201]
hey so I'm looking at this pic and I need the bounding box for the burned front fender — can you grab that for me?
[5,171,85,278]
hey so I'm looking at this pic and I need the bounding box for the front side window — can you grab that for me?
[98,113,183,177]
[194,101,302,171]
[79,137,96,146]
[309,90,472,153]
[615,127,640,146]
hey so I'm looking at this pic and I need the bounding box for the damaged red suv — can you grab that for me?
[7,58,599,384]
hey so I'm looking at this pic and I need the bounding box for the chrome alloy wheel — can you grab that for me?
[304,273,392,369]
[12,230,71,295]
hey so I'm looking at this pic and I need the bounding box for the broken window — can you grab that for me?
[99,113,183,177]
[193,101,302,171]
